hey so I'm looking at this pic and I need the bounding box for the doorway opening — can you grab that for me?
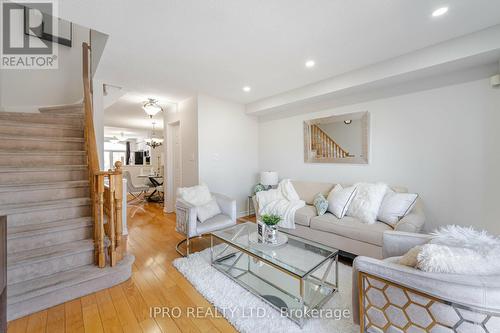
[166,121,181,212]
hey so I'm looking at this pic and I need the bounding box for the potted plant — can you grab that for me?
[260,214,281,244]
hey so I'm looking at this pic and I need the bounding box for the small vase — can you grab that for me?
[265,225,278,244]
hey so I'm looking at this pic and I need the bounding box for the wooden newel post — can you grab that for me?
[113,161,124,262]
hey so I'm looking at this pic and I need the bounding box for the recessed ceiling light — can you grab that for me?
[305,60,315,68]
[432,7,448,17]
[242,86,251,92]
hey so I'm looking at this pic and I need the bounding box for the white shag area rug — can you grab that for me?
[173,248,358,333]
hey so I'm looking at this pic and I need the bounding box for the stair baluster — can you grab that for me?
[310,124,350,159]
[113,164,124,262]
[96,174,105,267]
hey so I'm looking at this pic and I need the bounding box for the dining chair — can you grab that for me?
[123,171,150,203]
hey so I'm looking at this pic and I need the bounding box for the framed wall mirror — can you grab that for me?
[304,111,370,164]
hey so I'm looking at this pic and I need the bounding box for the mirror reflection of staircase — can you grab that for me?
[310,124,351,159]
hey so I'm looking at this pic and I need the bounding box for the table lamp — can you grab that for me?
[260,171,279,190]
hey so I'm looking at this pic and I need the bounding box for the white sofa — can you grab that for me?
[253,181,425,259]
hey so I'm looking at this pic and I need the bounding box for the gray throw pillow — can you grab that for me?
[197,198,221,223]
[313,193,328,216]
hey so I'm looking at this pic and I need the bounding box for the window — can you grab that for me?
[104,142,126,170]
[104,142,126,151]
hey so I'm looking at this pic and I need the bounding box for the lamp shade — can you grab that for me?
[143,98,163,117]
[143,103,162,117]
[260,171,279,186]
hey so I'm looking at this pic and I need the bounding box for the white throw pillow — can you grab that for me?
[327,184,358,219]
[398,245,422,267]
[377,190,418,227]
[417,243,500,275]
[430,225,500,253]
[346,182,388,224]
[398,226,500,275]
[196,198,221,223]
[177,184,212,206]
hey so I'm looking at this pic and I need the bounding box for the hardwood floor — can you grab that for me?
[8,202,239,333]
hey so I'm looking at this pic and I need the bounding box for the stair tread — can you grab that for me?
[7,255,134,305]
[0,111,84,119]
[0,120,83,130]
[8,239,94,267]
[0,197,91,215]
[0,134,84,142]
[39,103,83,112]
[0,165,88,173]
[0,150,86,156]
[0,180,89,193]
[8,217,92,238]
[0,197,90,210]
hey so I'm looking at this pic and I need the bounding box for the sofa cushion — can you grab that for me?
[197,198,221,223]
[313,193,328,216]
[327,184,358,218]
[291,181,335,205]
[196,214,234,235]
[346,182,388,224]
[294,205,317,227]
[310,213,392,246]
[377,190,418,226]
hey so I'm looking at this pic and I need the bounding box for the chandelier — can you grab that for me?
[143,98,163,118]
[145,122,163,149]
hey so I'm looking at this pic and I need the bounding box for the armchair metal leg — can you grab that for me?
[175,237,192,257]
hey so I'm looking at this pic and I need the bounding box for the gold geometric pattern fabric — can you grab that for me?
[359,273,500,333]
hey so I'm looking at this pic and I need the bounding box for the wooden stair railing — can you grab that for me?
[310,124,351,158]
[83,42,124,268]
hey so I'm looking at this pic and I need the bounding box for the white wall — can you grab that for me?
[164,97,199,187]
[1,23,89,112]
[0,70,3,110]
[259,79,500,235]
[198,94,259,216]
[90,30,108,78]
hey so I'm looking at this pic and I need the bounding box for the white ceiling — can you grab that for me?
[104,126,148,141]
[59,0,500,104]
[103,92,167,130]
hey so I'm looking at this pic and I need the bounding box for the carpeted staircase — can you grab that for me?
[0,105,133,321]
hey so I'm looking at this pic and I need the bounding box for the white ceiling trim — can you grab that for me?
[246,25,500,116]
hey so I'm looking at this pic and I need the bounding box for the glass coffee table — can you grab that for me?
[210,222,339,327]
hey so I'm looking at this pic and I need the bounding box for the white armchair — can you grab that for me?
[175,193,236,256]
[353,231,500,332]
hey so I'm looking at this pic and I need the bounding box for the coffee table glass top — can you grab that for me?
[211,222,338,278]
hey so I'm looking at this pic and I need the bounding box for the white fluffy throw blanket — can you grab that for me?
[417,225,500,275]
[256,179,305,229]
